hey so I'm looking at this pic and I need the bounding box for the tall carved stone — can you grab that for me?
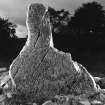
[5,3,98,104]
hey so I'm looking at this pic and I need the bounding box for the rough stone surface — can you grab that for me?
[41,94,105,105]
[95,77,105,89]
[0,3,104,105]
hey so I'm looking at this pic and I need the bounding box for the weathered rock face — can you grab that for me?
[4,3,99,105]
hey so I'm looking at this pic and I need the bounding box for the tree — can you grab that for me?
[48,7,70,34]
[0,17,26,67]
[0,17,17,48]
[70,1,105,33]
[48,7,75,52]
[69,1,105,50]
[0,18,16,37]
[0,18,17,64]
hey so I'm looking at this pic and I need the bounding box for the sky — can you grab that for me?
[0,0,104,38]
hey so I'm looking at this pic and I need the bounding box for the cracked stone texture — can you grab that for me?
[39,94,105,105]
[4,3,99,105]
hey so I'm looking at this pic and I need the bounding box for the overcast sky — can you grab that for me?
[0,0,104,38]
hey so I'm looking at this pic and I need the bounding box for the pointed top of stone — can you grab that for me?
[25,3,53,49]
[26,3,46,28]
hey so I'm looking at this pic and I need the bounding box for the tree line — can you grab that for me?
[0,1,105,68]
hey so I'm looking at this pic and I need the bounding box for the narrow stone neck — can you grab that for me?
[28,4,53,46]
[26,29,40,48]
[26,21,53,49]
[26,8,53,49]
[20,3,54,54]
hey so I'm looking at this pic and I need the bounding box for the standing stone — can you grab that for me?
[5,3,98,105]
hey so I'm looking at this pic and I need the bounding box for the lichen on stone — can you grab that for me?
[0,2,105,105]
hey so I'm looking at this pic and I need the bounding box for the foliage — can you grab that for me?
[48,7,74,52]
[69,1,105,47]
[0,17,17,48]
[0,17,26,67]
[48,7,70,34]
[0,18,17,38]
